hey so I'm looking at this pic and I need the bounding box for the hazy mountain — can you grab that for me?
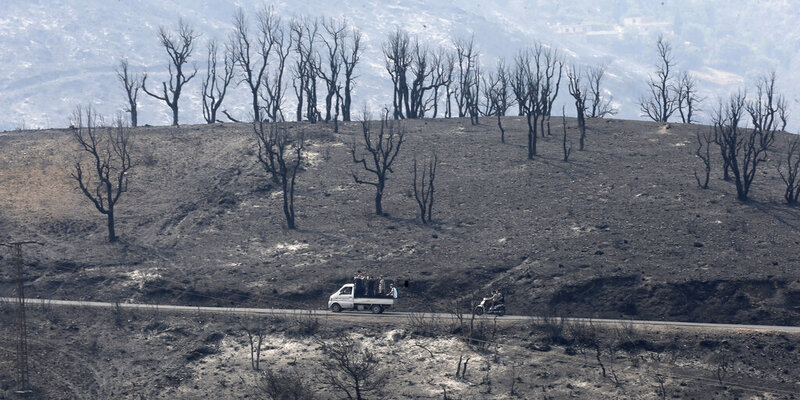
[1,0,798,131]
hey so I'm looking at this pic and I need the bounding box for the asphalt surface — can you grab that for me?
[3,297,799,333]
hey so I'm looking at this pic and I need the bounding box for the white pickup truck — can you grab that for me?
[328,283,395,313]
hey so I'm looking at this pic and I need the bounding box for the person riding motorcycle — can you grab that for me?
[483,289,503,311]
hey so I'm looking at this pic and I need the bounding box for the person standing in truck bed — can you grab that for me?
[367,277,375,296]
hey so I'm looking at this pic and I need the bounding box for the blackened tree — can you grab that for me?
[413,152,438,224]
[587,65,616,118]
[639,36,677,122]
[539,46,563,136]
[290,17,320,123]
[482,59,513,143]
[232,7,280,122]
[260,16,293,123]
[317,338,387,400]
[142,20,199,126]
[201,38,235,124]
[318,18,346,122]
[340,26,362,122]
[115,58,142,127]
[454,36,480,124]
[383,29,412,120]
[561,107,571,162]
[694,129,713,189]
[567,64,588,151]
[70,106,133,242]
[714,87,776,201]
[777,138,800,204]
[430,48,454,119]
[351,110,405,216]
[253,120,305,229]
[674,71,702,124]
[407,40,436,119]
[513,48,543,159]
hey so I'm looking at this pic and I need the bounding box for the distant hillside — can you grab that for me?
[2,0,799,131]
[1,116,799,325]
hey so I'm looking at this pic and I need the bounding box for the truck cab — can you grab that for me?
[328,283,395,313]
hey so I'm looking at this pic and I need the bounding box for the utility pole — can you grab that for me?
[1,240,41,395]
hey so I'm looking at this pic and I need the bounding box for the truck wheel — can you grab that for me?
[330,303,342,313]
[474,306,484,316]
[370,304,382,314]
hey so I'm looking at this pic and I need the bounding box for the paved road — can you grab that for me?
[3,297,799,333]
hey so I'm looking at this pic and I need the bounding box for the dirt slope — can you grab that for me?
[1,117,799,325]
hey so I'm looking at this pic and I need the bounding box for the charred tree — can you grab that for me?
[442,51,456,119]
[483,59,513,143]
[407,41,436,119]
[694,129,713,189]
[430,48,454,119]
[639,36,677,122]
[115,58,142,127]
[715,86,776,201]
[318,18,346,122]
[514,48,543,159]
[713,93,745,188]
[351,110,405,216]
[567,65,588,151]
[383,29,412,120]
[290,17,320,123]
[253,120,304,229]
[260,16,292,123]
[454,37,480,124]
[561,107,571,162]
[70,106,133,242]
[201,38,235,124]
[413,152,438,224]
[777,138,800,204]
[232,7,280,122]
[142,20,199,126]
[539,46,563,136]
[340,27,362,122]
[675,71,702,124]
[587,65,616,118]
[318,338,387,400]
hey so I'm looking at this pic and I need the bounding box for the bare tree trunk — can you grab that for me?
[639,36,677,122]
[352,110,405,216]
[107,209,116,243]
[116,58,141,128]
[70,107,133,243]
[142,20,199,126]
[562,110,571,162]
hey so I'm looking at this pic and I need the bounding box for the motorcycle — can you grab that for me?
[474,299,505,316]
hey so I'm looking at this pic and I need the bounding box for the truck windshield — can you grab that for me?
[340,287,352,295]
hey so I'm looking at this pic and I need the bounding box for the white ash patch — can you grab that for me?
[123,269,162,290]
[302,149,323,167]
[274,242,310,252]
[570,225,597,235]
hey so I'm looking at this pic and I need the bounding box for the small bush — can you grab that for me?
[530,315,570,345]
[406,312,445,337]
[286,312,321,337]
[256,367,318,400]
